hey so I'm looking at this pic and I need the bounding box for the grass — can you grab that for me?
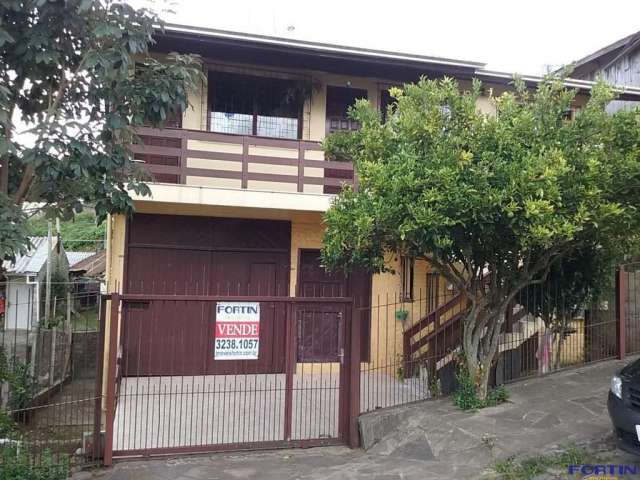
[489,445,591,480]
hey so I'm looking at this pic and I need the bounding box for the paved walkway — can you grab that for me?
[113,372,428,450]
[80,358,634,480]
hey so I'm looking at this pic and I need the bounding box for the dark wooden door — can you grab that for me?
[122,214,290,376]
[296,250,348,362]
[206,256,286,374]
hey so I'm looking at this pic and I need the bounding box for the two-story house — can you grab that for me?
[102,25,640,458]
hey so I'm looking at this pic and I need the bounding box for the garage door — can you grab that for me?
[122,214,290,376]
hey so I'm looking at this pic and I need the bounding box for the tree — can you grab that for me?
[0,0,202,262]
[517,243,617,371]
[28,211,106,251]
[321,75,640,400]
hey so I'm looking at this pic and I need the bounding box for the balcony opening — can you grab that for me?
[208,71,304,140]
[324,86,366,193]
[325,85,367,134]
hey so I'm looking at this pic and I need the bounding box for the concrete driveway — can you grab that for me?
[80,358,635,480]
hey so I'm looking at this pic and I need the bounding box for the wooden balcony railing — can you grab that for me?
[131,127,356,194]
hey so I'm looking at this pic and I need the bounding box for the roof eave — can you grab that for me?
[160,23,486,71]
[475,69,640,101]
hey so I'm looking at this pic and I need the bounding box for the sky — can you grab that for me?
[134,0,640,75]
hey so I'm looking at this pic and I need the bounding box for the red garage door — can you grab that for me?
[121,214,290,376]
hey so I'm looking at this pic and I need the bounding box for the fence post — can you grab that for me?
[283,301,295,441]
[349,300,361,448]
[93,295,107,462]
[617,267,626,360]
[103,293,120,466]
[49,326,57,387]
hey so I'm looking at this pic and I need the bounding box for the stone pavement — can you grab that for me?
[80,358,635,480]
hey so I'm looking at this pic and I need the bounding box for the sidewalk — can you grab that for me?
[80,358,633,480]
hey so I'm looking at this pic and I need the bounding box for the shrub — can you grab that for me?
[0,446,69,480]
[453,363,509,410]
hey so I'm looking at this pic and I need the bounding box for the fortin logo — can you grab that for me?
[568,464,640,477]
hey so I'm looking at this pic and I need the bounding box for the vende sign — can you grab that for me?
[214,302,260,360]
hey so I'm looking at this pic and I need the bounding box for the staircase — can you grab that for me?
[402,295,533,386]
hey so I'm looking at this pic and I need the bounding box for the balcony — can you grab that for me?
[131,127,356,196]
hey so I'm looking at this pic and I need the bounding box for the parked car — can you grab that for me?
[608,358,640,454]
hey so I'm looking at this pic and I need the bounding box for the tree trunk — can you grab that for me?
[463,305,505,401]
[552,318,568,371]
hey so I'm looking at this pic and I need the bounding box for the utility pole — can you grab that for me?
[44,221,52,323]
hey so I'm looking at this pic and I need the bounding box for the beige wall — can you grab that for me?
[184,61,499,143]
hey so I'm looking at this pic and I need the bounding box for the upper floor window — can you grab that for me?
[208,72,303,140]
[380,88,398,123]
[401,256,414,302]
[326,85,367,134]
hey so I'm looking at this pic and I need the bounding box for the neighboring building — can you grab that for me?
[68,250,105,308]
[66,251,96,271]
[571,30,640,112]
[2,236,69,330]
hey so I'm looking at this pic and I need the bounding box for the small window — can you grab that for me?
[401,256,414,301]
[427,272,440,312]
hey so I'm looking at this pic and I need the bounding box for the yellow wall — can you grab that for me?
[101,214,127,420]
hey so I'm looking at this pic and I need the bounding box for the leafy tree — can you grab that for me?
[321,75,640,399]
[518,243,617,371]
[0,0,202,263]
[27,211,106,251]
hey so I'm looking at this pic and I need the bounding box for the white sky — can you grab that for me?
[136,0,640,75]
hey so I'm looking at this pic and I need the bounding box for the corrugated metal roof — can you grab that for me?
[69,250,106,277]
[2,237,54,276]
[66,251,95,268]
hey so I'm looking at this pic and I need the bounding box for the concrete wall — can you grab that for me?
[4,279,36,330]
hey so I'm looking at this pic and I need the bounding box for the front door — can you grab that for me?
[296,249,348,362]
[291,250,350,442]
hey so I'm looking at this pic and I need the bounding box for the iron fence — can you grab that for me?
[2,267,639,469]
[0,281,104,473]
[357,272,626,414]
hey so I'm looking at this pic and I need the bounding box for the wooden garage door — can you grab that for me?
[122,214,290,376]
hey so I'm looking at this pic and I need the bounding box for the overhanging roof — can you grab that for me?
[571,30,640,80]
[156,24,484,80]
[154,24,640,101]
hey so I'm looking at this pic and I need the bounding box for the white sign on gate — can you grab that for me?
[214,302,260,360]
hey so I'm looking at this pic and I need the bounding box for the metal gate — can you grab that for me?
[104,293,358,461]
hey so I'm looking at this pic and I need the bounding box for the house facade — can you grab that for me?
[98,24,640,458]
[104,25,640,377]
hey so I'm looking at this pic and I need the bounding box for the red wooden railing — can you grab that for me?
[131,127,356,193]
[402,296,529,377]
[402,294,468,376]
